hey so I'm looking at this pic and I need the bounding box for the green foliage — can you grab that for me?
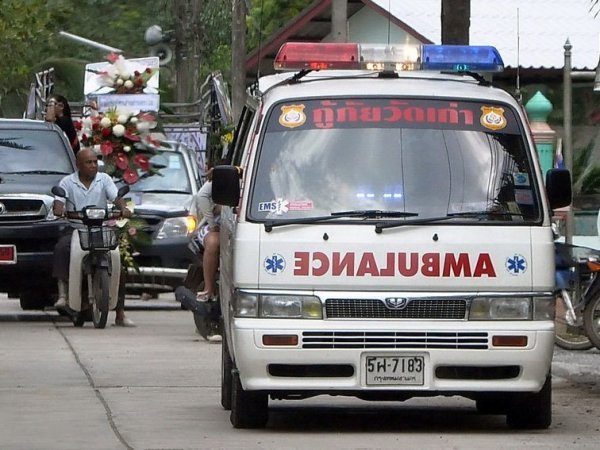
[573,137,600,195]
[246,0,313,50]
[0,0,54,96]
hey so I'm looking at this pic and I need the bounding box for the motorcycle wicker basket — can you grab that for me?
[78,226,118,251]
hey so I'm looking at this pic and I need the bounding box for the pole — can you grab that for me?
[331,0,348,43]
[563,39,574,245]
[231,0,247,122]
[58,31,122,53]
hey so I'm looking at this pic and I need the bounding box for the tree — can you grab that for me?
[441,0,470,45]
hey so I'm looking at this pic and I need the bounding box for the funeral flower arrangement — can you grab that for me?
[108,203,152,270]
[88,53,157,94]
[78,107,161,184]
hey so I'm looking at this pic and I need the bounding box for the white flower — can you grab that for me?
[117,114,129,124]
[115,218,129,228]
[136,121,151,133]
[129,117,138,124]
[123,145,131,152]
[93,144,101,154]
[116,78,124,86]
[83,117,93,127]
[124,80,134,89]
[112,124,126,137]
[100,117,112,128]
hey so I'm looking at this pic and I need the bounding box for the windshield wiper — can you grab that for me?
[137,189,191,194]
[331,210,419,218]
[2,170,70,175]
[375,210,526,233]
[264,210,418,232]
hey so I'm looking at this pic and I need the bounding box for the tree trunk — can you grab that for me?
[441,0,470,45]
[231,0,247,122]
[174,0,204,103]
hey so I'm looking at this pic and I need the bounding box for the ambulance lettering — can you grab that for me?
[293,252,497,277]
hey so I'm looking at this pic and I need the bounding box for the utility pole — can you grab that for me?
[174,0,203,103]
[231,0,247,122]
[441,0,470,45]
[331,0,348,42]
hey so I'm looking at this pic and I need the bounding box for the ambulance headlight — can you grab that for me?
[261,295,322,319]
[232,292,322,319]
[469,297,531,320]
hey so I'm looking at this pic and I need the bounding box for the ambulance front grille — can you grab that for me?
[302,331,488,349]
[325,298,467,319]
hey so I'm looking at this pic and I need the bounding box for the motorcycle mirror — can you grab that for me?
[51,186,66,198]
[117,185,130,198]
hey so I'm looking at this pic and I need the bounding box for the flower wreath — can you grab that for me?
[77,107,161,184]
[87,53,157,94]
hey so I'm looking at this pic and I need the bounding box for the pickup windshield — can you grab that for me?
[0,129,74,174]
[248,98,541,224]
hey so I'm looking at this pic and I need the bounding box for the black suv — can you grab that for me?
[121,141,202,296]
[0,119,76,309]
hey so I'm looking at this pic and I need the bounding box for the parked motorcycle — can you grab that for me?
[554,242,599,350]
[175,231,221,340]
[583,259,600,349]
[52,185,129,328]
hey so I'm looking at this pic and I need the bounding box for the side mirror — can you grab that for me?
[212,165,240,206]
[545,169,572,210]
[51,186,66,198]
[117,185,130,199]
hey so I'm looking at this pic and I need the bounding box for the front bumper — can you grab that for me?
[126,238,194,292]
[231,318,554,396]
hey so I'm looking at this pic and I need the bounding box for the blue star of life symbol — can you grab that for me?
[265,254,285,274]
[506,254,527,275]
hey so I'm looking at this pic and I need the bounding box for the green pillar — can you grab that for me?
[525,91,556,180]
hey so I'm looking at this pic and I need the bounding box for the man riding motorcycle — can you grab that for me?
[52,149,134,326]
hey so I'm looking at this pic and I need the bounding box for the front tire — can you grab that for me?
[91,268,110,329]
[506,375,552,429]
[230,371,268,429]
[583,284,600,350]
[221,327,233,410]
[554,289,593,350]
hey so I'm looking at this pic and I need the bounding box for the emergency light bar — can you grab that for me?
[274,42,504,73]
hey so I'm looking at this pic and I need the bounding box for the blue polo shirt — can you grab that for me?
[56,172,118,211]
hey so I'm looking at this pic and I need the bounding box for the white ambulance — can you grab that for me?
[212,42,572,429]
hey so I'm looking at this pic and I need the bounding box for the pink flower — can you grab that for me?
[115,153,129,170]
[106,52,120,63]
[100,141,113,156]
[133,154,150,171]
[128,227,137,236]
[123,168,139,184]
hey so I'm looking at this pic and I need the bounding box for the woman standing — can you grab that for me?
[45,94,80,155]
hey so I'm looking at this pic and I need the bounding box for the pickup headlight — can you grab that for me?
[233,291,322,319]
[156,215,197,239]
[470,297,531,320]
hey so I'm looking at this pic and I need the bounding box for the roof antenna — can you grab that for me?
[514,8,522,103]
[256,0,265,83]
[387,0,392,44]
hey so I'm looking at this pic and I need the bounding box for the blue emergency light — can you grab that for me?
[422,45,504,72]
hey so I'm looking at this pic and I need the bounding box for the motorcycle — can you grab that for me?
[583,258,600,349]
[554,242,599,350]
[175,230,221,340]
[52,185,129,328]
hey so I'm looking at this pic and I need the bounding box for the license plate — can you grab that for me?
[365,355,425,385]
[0,245,16,264]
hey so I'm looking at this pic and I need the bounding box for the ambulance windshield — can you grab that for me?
[248,98,541,224]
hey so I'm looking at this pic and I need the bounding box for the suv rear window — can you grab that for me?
[0,128,73,174]
[249,98,541,223]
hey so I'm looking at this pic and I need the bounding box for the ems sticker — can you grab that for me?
[506,254,527,275]
[258,198,289,215]
[480,106,507,131]
[279,104,306,128]
[264,253,286,275]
